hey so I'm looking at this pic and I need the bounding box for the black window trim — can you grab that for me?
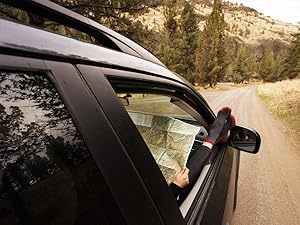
[46,61,168,225]
[77,64,186,225]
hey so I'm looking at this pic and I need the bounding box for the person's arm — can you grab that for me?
[170,107,236,198]
[185,143,211,186]
[170,143,212,198]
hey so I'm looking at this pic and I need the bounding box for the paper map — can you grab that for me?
[129,111,201,184]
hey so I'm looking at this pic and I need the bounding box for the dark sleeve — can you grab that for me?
[175,145,211,204]
[169,145,211,200]
[169,183,183,198]
[186,145,211,186]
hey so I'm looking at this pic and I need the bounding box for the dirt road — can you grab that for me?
[202,86,300,225]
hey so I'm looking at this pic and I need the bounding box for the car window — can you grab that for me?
[116,91,208,186]
[0,71,127,225]
[119,93,196,121]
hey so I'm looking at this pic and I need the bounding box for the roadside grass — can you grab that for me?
[256,79,300,147]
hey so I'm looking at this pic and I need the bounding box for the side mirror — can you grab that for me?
[118,93,132,106]
[229,126,261,154]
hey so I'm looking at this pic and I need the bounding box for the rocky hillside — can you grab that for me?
[138,0,299,46]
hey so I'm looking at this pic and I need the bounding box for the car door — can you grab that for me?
[77,64,239,225]
[0,54,175,225]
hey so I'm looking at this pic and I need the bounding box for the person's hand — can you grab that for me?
[205,107,236,145]
[218,113,236,143]
[172,167,190,188]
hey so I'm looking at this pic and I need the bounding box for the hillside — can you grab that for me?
[137,0,299,46]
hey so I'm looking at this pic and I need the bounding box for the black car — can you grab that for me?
[0,1,260,225]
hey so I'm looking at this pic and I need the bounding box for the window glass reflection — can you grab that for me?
[0,71,126,225]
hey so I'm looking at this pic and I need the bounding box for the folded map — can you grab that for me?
[129,111,205,184]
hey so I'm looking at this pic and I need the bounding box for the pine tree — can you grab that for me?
[232,44,255,83]
[177,1,199,83]
[258,50,274,82]
[282,29,300,79]
[195,0,227,87]
[272,51,287,81]
[161,0,183,73]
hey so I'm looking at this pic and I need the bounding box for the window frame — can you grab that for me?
[107,75,223,220]
[77,64,222,224]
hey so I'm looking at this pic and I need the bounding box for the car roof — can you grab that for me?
[1,0,165,67]
[0,18,186,85]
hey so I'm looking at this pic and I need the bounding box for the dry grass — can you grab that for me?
[257,79,300,147]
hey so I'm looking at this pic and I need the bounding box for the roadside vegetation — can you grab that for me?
[1,0,299,88]
[257,79,300,147]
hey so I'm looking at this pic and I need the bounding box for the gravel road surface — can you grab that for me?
[202,85,300,225]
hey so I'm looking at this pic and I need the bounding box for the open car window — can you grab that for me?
[118,93,197,122]
[116,91,208,191]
